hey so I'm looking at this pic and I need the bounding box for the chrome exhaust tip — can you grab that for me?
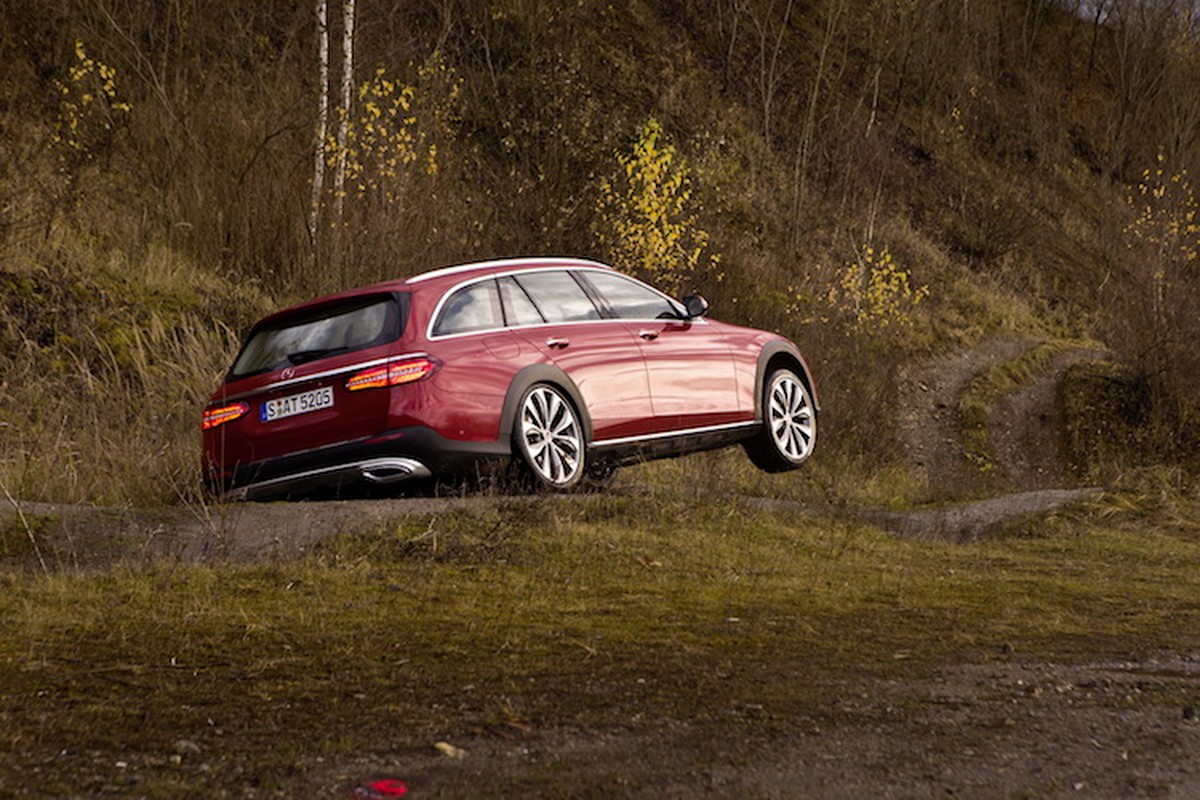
[360,458,432,484]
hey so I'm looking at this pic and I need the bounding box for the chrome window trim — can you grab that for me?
[220,351,430,401]
[590,420,758,448]
[429,278,506,338]
[426,267,694,341]
[407,257,611,285]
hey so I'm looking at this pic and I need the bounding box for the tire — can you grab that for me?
[744,367,816,472]
[513,384,586,490]
[582,462,618,490]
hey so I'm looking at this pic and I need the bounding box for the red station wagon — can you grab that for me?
[202,258,818,499]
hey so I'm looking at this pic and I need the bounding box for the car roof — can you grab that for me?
[252,257,615,329]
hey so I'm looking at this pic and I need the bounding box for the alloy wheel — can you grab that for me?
[767,372,815,463]
[518,385,583,488]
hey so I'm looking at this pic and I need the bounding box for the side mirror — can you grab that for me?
[682,293,709,319]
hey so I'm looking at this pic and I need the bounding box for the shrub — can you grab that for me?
[824,244,929,334]
[594,118,718,296]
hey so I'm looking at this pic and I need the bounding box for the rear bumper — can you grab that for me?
[205,426,510,501]
[218,457,432,502]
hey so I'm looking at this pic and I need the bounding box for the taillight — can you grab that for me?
[346,356,438,392]
[202,401,250,430]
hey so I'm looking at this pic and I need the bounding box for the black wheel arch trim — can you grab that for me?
[497,364,595,445]
[754,340,820,421]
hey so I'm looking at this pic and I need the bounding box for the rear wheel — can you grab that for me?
[514,384,586,490]
[744,367,816,472]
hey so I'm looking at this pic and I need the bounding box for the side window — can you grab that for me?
[498,276,545,327]
[514,271,601,323]
[583,272,681,320]
[432,280,503,336]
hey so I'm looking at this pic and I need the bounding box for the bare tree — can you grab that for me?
[1104,0,1177,177]
[728,0,795,142]
[309,0,329,244]
[791,0,847,241]
[333,0,356,224]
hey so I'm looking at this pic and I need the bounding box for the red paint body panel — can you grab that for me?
[623,318,741,430]
[204,342,400,467]
[511,320,655,440]
[201,257,817,498]
[422,332,522,441]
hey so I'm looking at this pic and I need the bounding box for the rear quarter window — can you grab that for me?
[432,279,504,336]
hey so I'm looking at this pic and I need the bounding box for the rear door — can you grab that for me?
[505,270,656,441]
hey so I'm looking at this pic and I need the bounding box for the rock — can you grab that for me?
[434,741,467,759]
[174,739,202,757]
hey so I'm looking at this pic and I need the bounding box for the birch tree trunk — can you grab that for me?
[308,0,329,244]
[333,0,356,225]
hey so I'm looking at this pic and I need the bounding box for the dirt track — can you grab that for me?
[314,656,1200,799]
[4,338,1114,564]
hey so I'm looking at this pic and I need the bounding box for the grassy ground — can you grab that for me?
[2,482,1198,796]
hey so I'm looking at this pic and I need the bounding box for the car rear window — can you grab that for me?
[229,293,407,379]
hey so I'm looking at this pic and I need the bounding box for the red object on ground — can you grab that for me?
[352,777,409,798]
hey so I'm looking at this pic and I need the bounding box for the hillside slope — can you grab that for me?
[1,0,1197,504]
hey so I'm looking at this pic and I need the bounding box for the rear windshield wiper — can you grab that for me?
[286,347,349,365]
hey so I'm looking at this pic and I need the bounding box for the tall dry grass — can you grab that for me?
[0,237,256,506]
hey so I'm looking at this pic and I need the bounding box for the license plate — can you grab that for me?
[260,386,335,422]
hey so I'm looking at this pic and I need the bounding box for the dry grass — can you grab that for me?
[1,487,1198,794]
[0,239,259,506]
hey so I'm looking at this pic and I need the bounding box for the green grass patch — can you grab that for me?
[1,490,1199,794]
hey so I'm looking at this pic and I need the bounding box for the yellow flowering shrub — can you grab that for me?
[595,118,717,295]
[329,53,460,206]
[1121,152,1200,381]
[1125,152,1200,268]
[52,40,131,161]
[826,244,929,331]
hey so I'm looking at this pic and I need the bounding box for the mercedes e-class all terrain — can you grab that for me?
[202,257,817,499]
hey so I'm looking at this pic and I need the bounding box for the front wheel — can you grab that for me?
[513,384,586,490]
[744,368,816,472]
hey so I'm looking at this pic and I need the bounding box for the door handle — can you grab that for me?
[545,337,570,349]
[638,330,659,341]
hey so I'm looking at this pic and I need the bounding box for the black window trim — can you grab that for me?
[496,274,546,327]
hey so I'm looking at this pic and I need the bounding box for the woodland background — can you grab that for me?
[1,0,1198,505]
